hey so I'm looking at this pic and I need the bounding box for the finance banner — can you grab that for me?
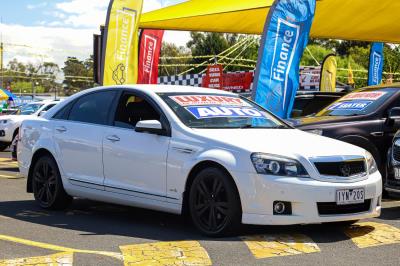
[252,0,316,118]
[101,0,143,85]
[368,42,384,86]
[137,29,164,84]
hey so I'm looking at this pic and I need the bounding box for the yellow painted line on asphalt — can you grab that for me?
[0,234,123,261]
[0,174,23,179]
[0,252,73,266]
[344,222,400,248]
[120,240,212,266]
[242,234,320,259]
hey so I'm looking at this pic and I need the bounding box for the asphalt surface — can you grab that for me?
[0,152,399,265]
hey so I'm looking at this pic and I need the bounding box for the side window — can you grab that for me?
[68,91,117,125]
[53,102,74,120]
[113,93,160,129]
[42,104,56,112]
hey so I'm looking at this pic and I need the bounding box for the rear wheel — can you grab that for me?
[189,167,241,237]
[32,155,72,210]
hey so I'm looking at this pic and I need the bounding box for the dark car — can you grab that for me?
[291,91,347,118]
[387,131,400,195]
[290,84,400,178]
[241,91,346,118]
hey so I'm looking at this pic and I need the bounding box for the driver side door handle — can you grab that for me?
[106,135,120,142]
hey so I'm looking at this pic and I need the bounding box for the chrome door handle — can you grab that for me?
[106,135,120,142]
[55,126,67,133]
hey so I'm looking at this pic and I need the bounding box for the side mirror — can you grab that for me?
[388,107,400,120]
[38,111,47,117]
[135,120,164,135]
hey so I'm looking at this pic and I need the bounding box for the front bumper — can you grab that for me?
[232,170,382,226]
[0,124,13,143]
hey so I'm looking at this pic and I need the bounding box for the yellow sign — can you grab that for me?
[102,0,143,85]
[320,54,337,92]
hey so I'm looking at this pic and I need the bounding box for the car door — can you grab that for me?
[103,91,171,201]
[52,90,117,190]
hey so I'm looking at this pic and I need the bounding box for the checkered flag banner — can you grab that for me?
[158,68,319,92]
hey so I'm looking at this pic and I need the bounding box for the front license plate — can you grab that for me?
[394,168,400,180]
[336,188,365,205]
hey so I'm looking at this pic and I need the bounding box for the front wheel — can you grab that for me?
[189,167,241,237]
[32,155,72,210]
[0,142,9,152]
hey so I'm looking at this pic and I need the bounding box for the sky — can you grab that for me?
[0,0,189,69]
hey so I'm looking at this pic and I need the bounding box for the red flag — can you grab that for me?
[138,29,164,84]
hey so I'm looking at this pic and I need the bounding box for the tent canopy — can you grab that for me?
[140,0,400,43]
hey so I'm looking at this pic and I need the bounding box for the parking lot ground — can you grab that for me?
[0,152,399,266]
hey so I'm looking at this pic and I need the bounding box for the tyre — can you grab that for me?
[189,167,241,237]
[0,142,9,152]
[32,155,72,210]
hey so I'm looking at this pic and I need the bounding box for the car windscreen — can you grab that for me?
[17,103,44,115]
[158,93,288,129]
[316,89,397,117]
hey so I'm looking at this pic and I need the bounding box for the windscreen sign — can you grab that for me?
[170,95,265,119]
[252,0,316,119]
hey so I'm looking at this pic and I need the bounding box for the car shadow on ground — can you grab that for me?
[0,198,392,243]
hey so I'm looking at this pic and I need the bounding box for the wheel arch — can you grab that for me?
[27,148,57,193]
[182,160,243,215]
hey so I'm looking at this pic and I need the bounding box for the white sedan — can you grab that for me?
[18,86,382,236]
[0,101,60,151]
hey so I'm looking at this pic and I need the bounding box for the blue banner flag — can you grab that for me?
[368,42,384,86]
[252,0,316,118]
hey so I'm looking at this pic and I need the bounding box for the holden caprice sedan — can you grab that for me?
[18,85,382,236]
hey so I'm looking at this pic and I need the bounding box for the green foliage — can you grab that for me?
[160,42,192,76]
[62,56,94,95]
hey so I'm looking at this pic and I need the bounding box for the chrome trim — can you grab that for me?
[172,147,195,154]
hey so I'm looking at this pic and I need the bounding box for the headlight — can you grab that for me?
[251,153,310,177]
[306,129,323,136]
[366,152,378,174]
[0,120,9,124]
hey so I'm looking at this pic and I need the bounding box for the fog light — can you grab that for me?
[273,201,292,215]
[274,202,285,214]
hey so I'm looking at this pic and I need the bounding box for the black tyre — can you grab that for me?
[32,155,72,210]
[0,142,9,152]
[189,167,241,237]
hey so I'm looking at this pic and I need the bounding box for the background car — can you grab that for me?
[241,91,347,118]
[290,84,400,179]
[386,130,400,195]
[0,100,61,151]
[18,85,382,236]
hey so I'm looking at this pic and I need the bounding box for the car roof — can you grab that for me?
[359,83,400,91]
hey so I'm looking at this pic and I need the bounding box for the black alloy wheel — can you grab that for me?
[32,156,72,210]
[189,167,241,237]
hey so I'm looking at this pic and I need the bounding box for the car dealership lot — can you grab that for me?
[0,153,398,265]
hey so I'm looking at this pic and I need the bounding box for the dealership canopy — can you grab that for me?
[140,0,400,43]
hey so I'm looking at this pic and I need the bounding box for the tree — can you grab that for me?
[186,32,259,73]
[159,42,192,76]
[62,57,94,95]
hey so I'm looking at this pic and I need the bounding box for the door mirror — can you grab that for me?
[38,111,47,117]
[389,107,400,120]
[135,120,164,135]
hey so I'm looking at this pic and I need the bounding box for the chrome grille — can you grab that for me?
[393,143,400,162]
[314,160,366,177]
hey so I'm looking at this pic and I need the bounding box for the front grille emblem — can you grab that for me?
[340,164,351,177]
